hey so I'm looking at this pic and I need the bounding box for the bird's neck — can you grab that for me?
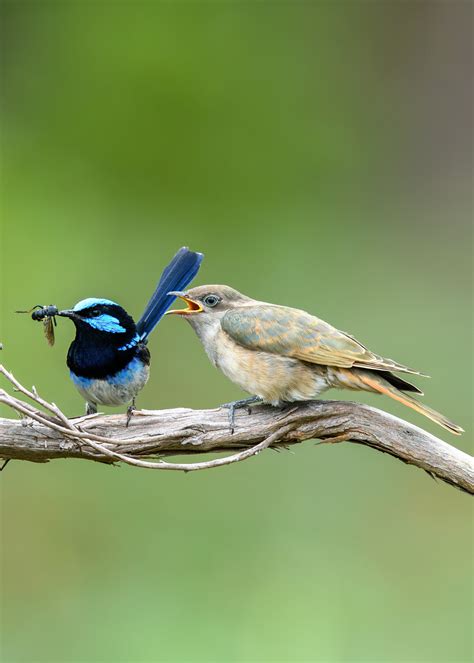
[186,317,221,365]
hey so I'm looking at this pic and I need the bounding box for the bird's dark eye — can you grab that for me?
[90,308,101,317]
[203,294,220,308]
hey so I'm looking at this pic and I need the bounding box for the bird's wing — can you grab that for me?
[221,305,424,375]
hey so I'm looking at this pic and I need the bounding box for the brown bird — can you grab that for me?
[167,285,463,435]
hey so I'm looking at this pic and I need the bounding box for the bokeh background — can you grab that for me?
[1,2,472,662]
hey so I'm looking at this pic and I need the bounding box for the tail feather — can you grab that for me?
[378,370,424,394]
[136,247,203,340]
[361,374,464,436]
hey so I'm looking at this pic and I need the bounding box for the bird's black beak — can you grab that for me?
[166,292,203,315]
[57,309,78,319]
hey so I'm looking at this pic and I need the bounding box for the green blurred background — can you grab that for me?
[1,2,472,662]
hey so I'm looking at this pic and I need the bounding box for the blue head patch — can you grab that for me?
[83,314,126,333]
[73,298,117,312]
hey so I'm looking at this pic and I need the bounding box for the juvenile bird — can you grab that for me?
[167,285,463,435]
[57,247,203,422]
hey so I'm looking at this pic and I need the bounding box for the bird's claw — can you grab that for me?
[126,401,136,428]
[86,401,98,416]
[221,402,238,434]
[220,396,262,434]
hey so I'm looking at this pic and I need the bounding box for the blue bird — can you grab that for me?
[57,247,203,423]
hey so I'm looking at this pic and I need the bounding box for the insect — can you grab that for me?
[16,305,59,346]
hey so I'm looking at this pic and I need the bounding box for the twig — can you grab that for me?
[0,363,472,492]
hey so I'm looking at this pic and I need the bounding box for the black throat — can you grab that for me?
[66,334,146,379]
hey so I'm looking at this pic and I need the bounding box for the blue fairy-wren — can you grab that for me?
[57,247,203,421]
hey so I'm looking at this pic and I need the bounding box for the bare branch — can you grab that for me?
[0,364,472,493]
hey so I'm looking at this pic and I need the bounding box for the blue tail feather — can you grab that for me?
[136,247,203,340]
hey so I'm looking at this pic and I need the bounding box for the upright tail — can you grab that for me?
[360,373,464,435]
[136,247,203,341]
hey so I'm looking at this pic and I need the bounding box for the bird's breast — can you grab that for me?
[70,356,150,406]
[214,330,329,405]
[67,337,149,379]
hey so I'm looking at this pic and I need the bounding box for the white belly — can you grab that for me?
[71,358,150,406]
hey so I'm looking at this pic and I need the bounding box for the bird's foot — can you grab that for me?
[126,400,136,428]
[0,459,11,472]
[221,396,262,434]
[86,401,97,416]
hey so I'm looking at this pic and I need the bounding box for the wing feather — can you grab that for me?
[221,305,424,375]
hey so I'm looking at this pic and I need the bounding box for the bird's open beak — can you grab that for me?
[166,292,203,315]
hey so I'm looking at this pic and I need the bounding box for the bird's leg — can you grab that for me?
[221,395,263,434]
[126,398,136,428]
[86,401,97,416]
[0,459,11,472]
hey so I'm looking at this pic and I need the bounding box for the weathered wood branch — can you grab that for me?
[0,393,472,493]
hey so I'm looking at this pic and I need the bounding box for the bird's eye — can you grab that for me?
[90,308,101,317]
[203,294,220,308]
